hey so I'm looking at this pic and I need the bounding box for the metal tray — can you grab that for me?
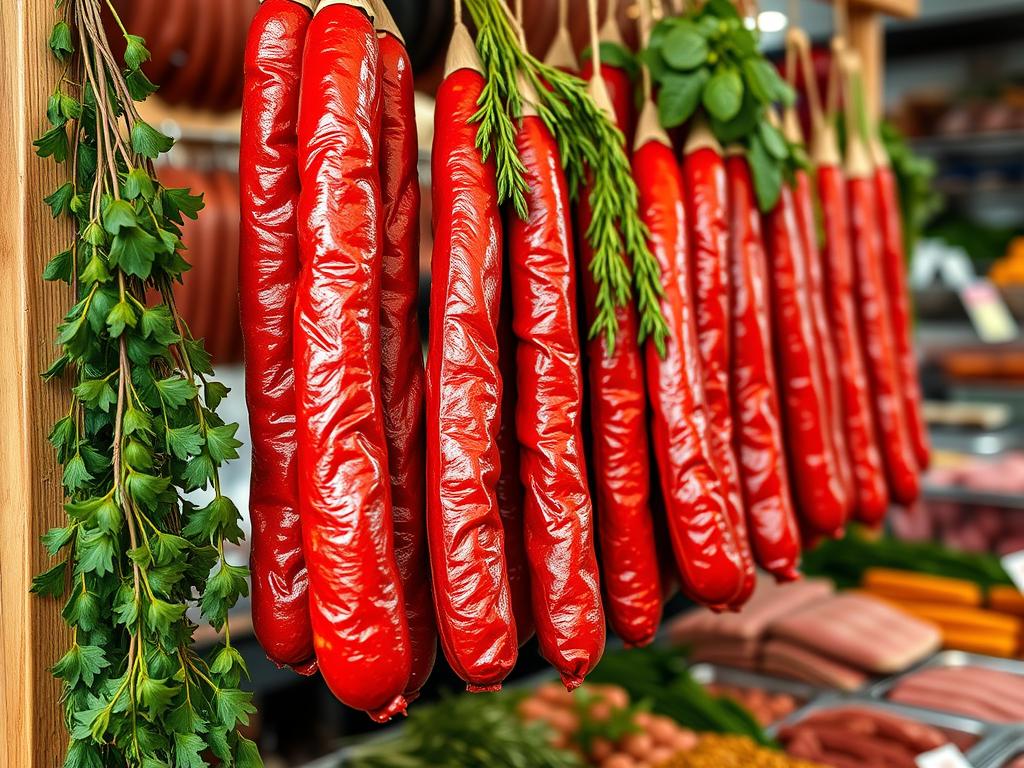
[869,651,1024,704]
[768,695,1001,765]
[689,663,822,702]
[974,732,1024,768]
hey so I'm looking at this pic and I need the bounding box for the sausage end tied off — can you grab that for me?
[638,139,748,610]
[375,26,438,701]
[240,0,316,675]
[510,114,606,684]
[294,3,412,720]
[427,64,519,692]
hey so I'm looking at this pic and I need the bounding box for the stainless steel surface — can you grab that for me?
[869,651,1024,703]
[976,733,1024,768]
[688,663,822,707]
[768,695,1001,765]
[921,482,1024,510]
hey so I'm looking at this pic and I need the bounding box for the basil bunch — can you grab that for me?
[644,0,800,211]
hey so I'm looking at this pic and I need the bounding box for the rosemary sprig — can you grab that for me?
[33,2,259,766]
[464,0,669,354]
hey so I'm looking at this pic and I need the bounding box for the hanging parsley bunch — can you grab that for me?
[33,1,260,766]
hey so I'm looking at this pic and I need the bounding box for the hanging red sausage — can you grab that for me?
[725,150,802,582]
[637,106,747,609]
[294,0,411,720]
[426,21,519,692]
[793,168,855,517]
[764,182,848,538]
[495,273,534,645]
[239,0,315,676]
[816,136,890,525]
[578,56,661,647]
[508,94,606,681]
[682,123,756,608]
[370,0,437,700]
[873,144,931,470]
[847,140,921,507]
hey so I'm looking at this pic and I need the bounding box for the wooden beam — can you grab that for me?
[848,6,885,118]
[0,4,74,767]
[819,0,919,20]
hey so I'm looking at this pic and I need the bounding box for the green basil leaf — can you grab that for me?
[703,68,744,122]
[663,25,708,71]
[658,70,709,128]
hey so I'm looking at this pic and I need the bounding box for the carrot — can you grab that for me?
[941,627,1019,658]
[862,568,982,606]
[990,585,1024,616]
[880,600,1022,636]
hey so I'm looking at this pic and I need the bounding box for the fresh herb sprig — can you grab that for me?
[464,0,669,354]
[645,0,798,210]
[344,692,583,768]
[33,2,259,766]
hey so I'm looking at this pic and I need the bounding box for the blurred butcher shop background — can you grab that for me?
[107,0,1024,764]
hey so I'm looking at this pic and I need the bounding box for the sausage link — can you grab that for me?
[239,0,315,675]
[682,143,756,607]
[426,43,519,691]
[875,164,931,469]
[638,134,746,608]
[509,114,605,682]
[817,163,889,524]
[375,22,436,699]
[496,273,535,645]
[794,169,855,515]
[578,65,659,645]
[577,182,658,648]
[295,3,410,720]
[725,154,801,582]
[764,184,848,537]
[848,174,921,506]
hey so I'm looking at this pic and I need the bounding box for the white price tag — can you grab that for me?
[960,279,1019,344]
[916,744,974,768]
[1003,550,1024,594]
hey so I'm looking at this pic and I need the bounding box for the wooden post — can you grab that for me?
[822,0,920,118]
[848,6,884,117]
[0,4,75,767]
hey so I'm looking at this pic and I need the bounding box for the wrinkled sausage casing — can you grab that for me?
[639,139,747,608]
[875,165,931,470]
[818,163,889,524]
[682,145,756,608]
[725,155,802,582]
[578,175,658,649]
[496,272,535,646]
[294,4,411,721]
[239,0,315,675]
[426,64,519,692]
[765,184,848,537]
[509,115,605,683]
[794,170,854,516]
[376,27,436,699]
[848,174,921,506]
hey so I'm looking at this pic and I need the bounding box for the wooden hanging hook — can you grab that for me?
[544,0,579,70]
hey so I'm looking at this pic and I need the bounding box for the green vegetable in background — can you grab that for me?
[588,648,774,747]
[803,527,1013,589]
[643,0,800,211]
[342,693,582,768]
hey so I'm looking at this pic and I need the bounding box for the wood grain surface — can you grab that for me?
[0,3,75,767]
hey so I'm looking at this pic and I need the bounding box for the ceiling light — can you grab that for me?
[757,10,788,33]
